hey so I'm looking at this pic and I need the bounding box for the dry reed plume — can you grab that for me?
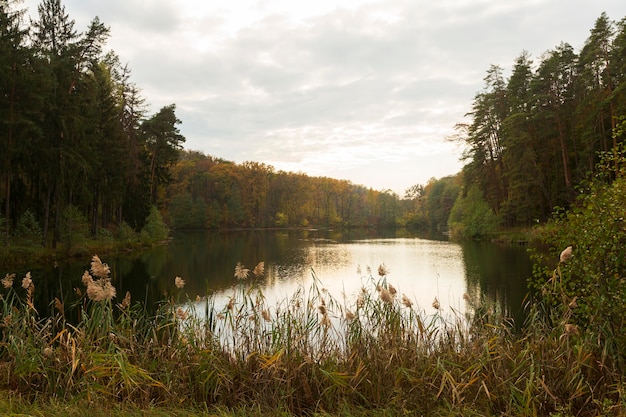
[83,255,116,302]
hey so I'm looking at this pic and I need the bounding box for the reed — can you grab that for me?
[0,255,624,416]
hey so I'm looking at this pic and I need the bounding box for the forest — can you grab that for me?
[1,0,626,249]
[454,11,626,230]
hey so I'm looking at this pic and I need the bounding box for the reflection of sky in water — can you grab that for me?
[205,238,469,318]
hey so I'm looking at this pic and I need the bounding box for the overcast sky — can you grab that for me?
[21,0,626,195]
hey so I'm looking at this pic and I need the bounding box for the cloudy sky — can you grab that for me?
[22,0,626,195]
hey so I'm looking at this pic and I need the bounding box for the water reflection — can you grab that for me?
[19,229,532,323]
[460,241,532,325]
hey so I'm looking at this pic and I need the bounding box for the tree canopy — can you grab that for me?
[456,12,626,229]
[0,0,185,248]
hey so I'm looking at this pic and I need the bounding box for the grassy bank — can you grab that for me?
[1,255,624,416]
[0,207,170,270]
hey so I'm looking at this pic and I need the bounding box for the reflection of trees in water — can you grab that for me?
[29,251,168,319]
[25,230,532,325]
[461,241,532,326]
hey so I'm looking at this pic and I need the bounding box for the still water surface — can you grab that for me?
[26,229,533,324]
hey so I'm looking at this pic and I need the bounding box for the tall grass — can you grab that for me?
[1,255,624,416]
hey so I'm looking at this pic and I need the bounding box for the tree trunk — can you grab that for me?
[556,116,572,192]
[42,184,52,247]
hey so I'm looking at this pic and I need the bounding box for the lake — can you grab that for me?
[22,228,533,326]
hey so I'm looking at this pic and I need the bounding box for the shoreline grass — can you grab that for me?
[1,255,624,416]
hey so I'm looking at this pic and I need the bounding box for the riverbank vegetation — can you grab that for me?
[2,195,626,417]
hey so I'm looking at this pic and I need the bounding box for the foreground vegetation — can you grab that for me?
[0,244,624,416]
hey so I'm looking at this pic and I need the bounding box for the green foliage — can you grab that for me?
[405,211,428,230]
[60,205,90,253]
[169,193,207,229]
[190,197,208,229]
[448,185,499,239]
[116,221,137,243]
[169,192,193,229]
[274,212,288,227]
[425,175,461,231]
[140,206,169,244]
[15,210,42,246]
[142,104,186,205]
[530,143,626,370]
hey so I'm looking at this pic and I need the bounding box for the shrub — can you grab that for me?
[140,206,169,244]
[117,221,137,243]
[60,204,90,254]
[448,185,499,239]
[15,210,42,246]
[530,143,626,370]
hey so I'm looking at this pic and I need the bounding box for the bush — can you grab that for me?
[140,206,169,244]
[15,210,42,246]
[448,185,499,239]
[117,221,138,243]
[530,144,626,370]
[60,205,90,254]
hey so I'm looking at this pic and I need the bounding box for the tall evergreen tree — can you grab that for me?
[462,64,509,213]
[501,52,548,225]
[103,54,149,228]
[575,13,618,176]
[0,0,41,236]
[30,0,109,246]
[530,43,578,202]
[141,104,185,205]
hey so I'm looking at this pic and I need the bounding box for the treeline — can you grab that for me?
[164,151,403,229]
[162,150,466,232]
[162,149,467,231]
[0,0,185,248]
[451,12,626,233]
